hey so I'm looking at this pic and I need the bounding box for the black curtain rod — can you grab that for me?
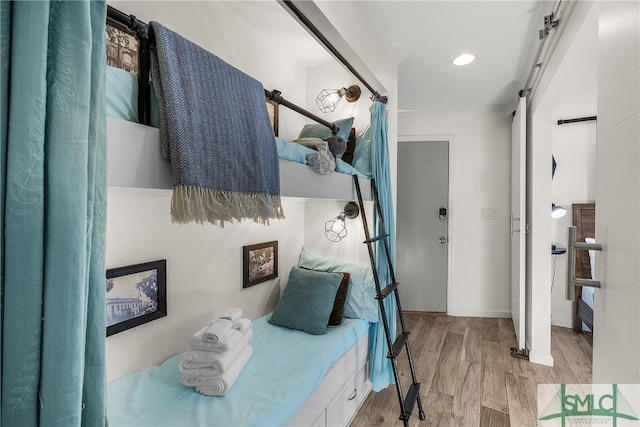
[106,5,338,134]
[280,0,387,104]
[557,116,597,125]
[265,90,338,134]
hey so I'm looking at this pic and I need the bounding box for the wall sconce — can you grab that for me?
[316,85,361,113]
[551,203,567,219]
[324,202,360,242]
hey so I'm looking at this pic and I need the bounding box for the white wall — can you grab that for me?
[105,0,400,382]
[109,1,309,141]
[303,201,372,265]
[309,1,400,211]
[592,0,640,383]
[398,111,512,317]
[305,61,372,130]
[550,97,597,328]
[104,1,316,381]
[106,188,305,381]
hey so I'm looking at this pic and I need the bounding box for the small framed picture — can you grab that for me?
[106,259,167,336]
[243,241,278,288]
[105,21,139,74]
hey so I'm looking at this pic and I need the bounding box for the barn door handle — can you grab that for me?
[510,213,520,237]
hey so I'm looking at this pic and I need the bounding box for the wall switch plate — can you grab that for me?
[481,207,497,219]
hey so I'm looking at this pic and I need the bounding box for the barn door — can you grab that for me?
[511,97,527,350]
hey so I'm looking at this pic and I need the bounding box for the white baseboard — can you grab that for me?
[446,308,512,318]
[551,316,573,328]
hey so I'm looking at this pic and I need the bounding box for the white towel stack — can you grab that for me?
[180,308,253,396]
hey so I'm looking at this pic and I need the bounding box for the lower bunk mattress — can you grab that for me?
[107,314,370,426]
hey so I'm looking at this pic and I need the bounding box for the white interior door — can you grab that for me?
[511,97,527,349]
[397,141,449,312]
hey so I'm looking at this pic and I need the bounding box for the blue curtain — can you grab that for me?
[0,1,108,425]
[368,100,397,391]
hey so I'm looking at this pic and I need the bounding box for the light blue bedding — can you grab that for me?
[107,315,370,426]
[106,65,160,126]
[276,137,369,178]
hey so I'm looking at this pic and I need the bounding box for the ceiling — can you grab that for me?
[228,1,555,113]
[369,1,549,112]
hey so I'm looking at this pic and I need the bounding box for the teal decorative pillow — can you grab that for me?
[298,247,378,323]
[269,267,343,334]
[298,117,354,143]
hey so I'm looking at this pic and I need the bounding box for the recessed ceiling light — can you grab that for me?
[453,53,476,66]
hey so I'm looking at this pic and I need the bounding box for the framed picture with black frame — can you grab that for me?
[106,259,167,336]
[243,241,278,288]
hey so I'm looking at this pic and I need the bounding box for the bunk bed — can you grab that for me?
[108,314,372,426]
[572,203,596,333]
[105,7,372,202]
[104,5,389,426]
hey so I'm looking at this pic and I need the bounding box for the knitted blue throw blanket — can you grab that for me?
[149,22,284,226]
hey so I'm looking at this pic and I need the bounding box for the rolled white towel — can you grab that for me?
[232,318,251,334]
[202,308,243,343]
[192,325,253,353]
[216,308,243,323]
[202,318,232,344]
[191,327,239,351]
[182,329,253,370]
[194,345,253,396]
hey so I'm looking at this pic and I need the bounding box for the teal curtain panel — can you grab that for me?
[0,1,108,425]
[369,100,397,391]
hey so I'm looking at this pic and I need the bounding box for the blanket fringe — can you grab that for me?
[171,185,286,228]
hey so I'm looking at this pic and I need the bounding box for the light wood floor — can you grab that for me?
[351,313,593,427]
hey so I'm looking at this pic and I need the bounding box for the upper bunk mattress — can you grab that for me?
[107,314,370,426]
[107,117,372,201]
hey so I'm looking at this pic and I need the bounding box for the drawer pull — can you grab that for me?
[347,388,357,402]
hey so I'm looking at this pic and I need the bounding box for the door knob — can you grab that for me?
[438,237,447,244]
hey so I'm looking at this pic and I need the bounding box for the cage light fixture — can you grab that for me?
[316,85,362,113]
[324,202,360,242]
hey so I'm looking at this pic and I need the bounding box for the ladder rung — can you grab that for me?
[364,234,388,244]
[389,332,409,358]
[376,282,398,299]
[402,383,421,419]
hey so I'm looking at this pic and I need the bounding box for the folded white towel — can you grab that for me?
[232,318,251,334]
[191,328,241,353]
[202,318,232,344]
[191,320,252,353]
[215,308,243,323]
[181,329,253,370]
[201,308,243,343]
[192,345,254,396]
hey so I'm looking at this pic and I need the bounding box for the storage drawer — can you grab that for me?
[327,363,369,426]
